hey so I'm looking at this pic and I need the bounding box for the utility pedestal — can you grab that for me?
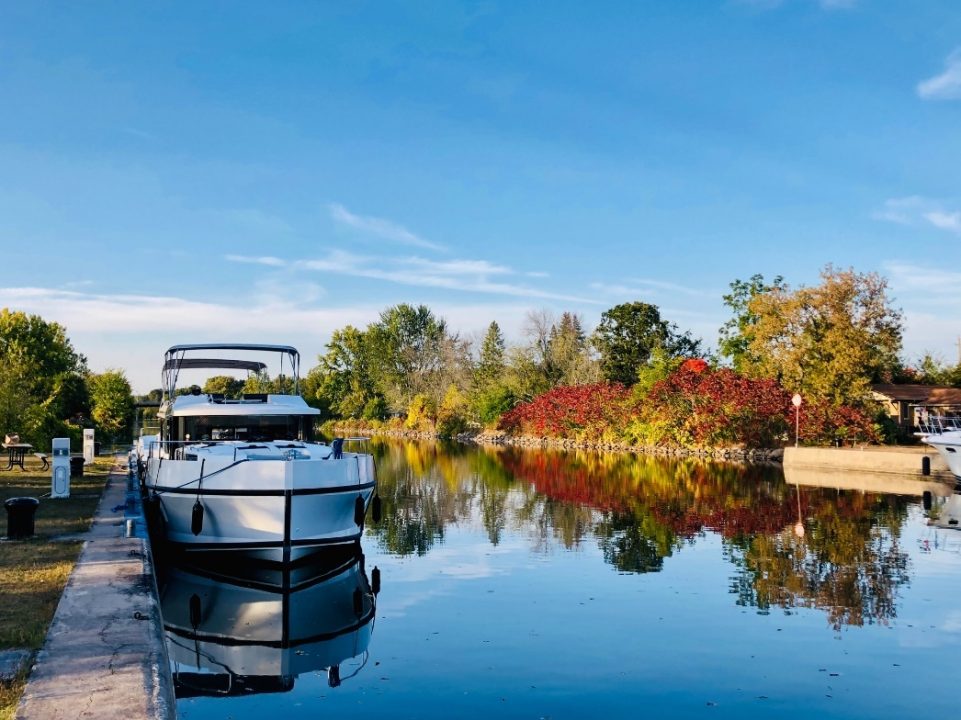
[52,437,70,498]
[83,428,95,464]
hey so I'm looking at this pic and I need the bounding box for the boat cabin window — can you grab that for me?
[176,415,314,442]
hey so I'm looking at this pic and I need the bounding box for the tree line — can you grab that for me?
[0,309,134,450]
[2,264,946,450]
[308,266,911,443]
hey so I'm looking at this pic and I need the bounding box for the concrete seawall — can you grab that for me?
[16,462,175,720]
[783,445,951,477]
[783,445,954,488]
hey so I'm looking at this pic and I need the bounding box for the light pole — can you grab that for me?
[792,393,802,448]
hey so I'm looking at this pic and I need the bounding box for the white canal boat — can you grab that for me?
[142,344,378,562]
[919,412,961,481]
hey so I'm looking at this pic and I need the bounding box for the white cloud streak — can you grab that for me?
[874,197,961,235]
[0,287,544,391]
[918,49,961,101]
[736,0,857,10]
[589,278,714,299]
[925,211,961,233]
[225,254,287,267]
[328,203,445,251]
[298,250,598,304]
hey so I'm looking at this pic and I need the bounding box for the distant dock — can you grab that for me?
[783,445,956,494]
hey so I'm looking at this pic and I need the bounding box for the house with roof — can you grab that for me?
[871,383,961,431]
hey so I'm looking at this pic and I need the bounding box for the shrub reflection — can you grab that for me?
[367,439,911,628]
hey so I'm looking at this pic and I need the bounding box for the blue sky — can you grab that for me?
[1,1,960,391]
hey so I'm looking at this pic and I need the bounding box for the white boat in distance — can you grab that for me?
[142,343,377,562]
[919,412,961,481]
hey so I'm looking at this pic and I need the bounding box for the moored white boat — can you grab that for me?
[142,344,378,562]
[919,413,961,481]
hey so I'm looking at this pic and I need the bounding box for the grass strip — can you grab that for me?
[0,458,112,719]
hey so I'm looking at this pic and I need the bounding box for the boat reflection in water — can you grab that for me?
[158,545,380,698]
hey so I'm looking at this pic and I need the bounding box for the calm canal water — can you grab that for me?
[160,439,961,719]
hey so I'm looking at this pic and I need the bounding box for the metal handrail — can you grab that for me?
[919,414,961,435]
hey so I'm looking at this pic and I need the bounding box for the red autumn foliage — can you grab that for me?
[794,401,879,445]
[498,383,635,438]
[642,365,791,447]
[679,358,709,374]
[497,364,880,448]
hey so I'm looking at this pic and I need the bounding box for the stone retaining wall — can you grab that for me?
[329,425,783,463]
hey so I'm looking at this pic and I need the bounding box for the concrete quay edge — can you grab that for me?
[16,461,175,720]
[783,445,954,480]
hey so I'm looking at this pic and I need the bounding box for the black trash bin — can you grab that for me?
[70,456,85,478]
[5,497,39,539]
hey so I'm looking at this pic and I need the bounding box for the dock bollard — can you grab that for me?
[125,518,136,537]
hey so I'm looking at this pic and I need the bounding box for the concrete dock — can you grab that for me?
[16,463,175,720]
[783,445,953,479]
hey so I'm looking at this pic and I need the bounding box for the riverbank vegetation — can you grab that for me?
[319,266,904,448]
[0,264,933,451]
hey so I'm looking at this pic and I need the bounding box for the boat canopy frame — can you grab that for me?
[163,344,301,399]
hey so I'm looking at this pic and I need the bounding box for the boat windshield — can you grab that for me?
[179,414,314,443]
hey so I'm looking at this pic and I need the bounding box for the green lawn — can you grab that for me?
[0,457,112,720]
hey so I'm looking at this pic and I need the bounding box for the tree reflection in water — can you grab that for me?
[366,439,911,628]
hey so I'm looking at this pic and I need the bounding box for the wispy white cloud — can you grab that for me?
[925,211,961,233]
[884,261,961,292]
[874,197,961,234]
[328,203,445,251]
[0,286,545,391]
[300,250,598,304]
[735,0,857,10]
[225,254,287,267]
[918,49,961,101]
[589,278,713,299]
[881,261,961,364]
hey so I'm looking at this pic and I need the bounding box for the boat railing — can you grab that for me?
[144,438,352,464]
[919,414,961,436]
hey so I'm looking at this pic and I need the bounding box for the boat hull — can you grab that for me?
[922,434,961,480]
[145,450,376,562]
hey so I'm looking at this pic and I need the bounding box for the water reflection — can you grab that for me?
[927,488,961,530]
[367,439,920,628]
[158,546,379,698]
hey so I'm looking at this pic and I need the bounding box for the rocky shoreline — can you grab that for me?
[327,425,784,463]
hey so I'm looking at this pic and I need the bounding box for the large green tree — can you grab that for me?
[367,304,449,413]
[306,325,386,419]
[548,312,598,386]
[476,321,506,388]
[0,309,87,446]
[591,302,701,385]
[742,266,903,406]
[89,370,134,443]
[718,273,786,372]
[472,321,515,425]
[203,375,245,398]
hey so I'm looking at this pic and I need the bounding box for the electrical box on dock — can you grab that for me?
[52,438,70,498]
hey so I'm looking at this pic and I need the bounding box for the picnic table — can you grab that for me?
[3,443,33,471]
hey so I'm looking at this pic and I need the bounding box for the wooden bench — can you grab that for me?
[34,453,49,470]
